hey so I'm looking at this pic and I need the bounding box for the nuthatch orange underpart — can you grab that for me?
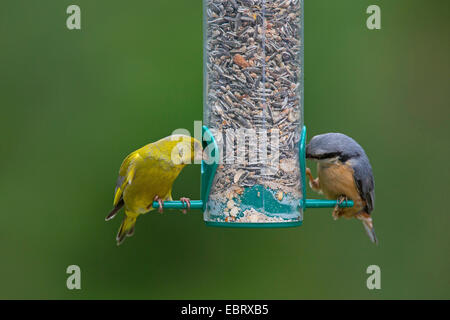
[305,133,377,244]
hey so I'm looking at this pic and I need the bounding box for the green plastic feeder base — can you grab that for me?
[204,221,303,228]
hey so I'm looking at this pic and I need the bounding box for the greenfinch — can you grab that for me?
[106,135,202,245]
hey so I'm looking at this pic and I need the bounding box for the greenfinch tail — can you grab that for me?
[116,213,137,246]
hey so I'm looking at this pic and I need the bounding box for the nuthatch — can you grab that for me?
[305,133,377,244]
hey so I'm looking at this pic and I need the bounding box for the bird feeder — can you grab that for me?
[151,0,353,227]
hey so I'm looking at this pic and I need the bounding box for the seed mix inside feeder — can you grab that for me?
[203,0,304,226]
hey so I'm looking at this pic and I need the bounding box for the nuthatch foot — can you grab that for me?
[305,133,377,244]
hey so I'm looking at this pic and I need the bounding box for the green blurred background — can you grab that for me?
[0,0,448,299]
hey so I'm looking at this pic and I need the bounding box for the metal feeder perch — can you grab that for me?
[150,0,353,226]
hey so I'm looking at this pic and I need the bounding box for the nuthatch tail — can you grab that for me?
[305,133,377,244]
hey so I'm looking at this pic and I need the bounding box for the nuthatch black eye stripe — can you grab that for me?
[306,151,354,163]
[306,151,340,160]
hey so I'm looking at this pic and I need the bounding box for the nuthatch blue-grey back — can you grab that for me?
[305,133,377,244]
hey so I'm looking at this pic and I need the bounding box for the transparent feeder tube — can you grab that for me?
[203,0,304,224]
